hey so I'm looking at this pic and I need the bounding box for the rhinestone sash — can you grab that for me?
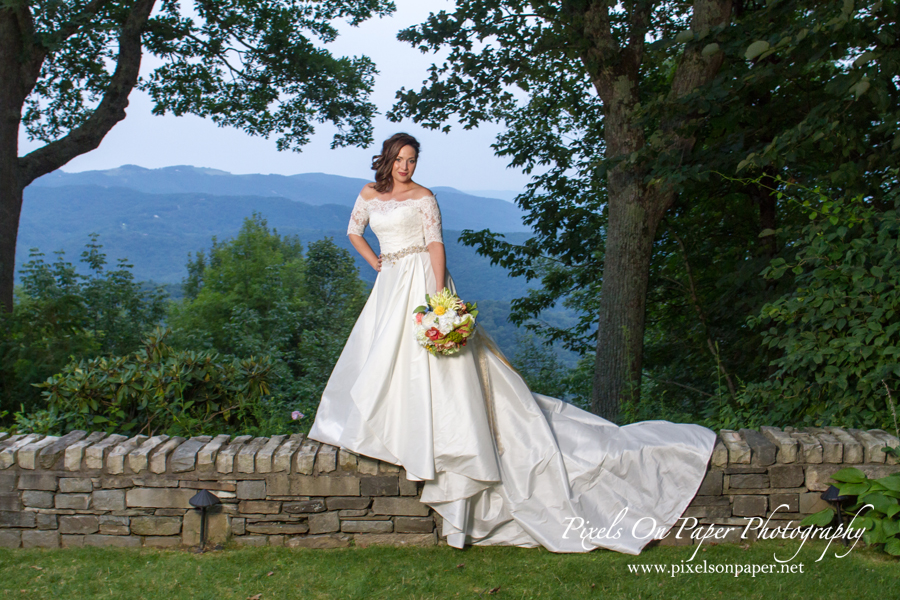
[381,244,428,266]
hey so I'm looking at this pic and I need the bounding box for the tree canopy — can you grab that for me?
[389,0,899,423]
[1,0,395,312]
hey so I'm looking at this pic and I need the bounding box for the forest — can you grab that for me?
[0,1,898,440]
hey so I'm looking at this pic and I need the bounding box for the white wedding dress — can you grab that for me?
[308,193,716,554]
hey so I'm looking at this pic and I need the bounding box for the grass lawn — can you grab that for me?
[0,537,896,599]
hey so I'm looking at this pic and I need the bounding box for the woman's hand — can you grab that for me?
[375,254,383,272]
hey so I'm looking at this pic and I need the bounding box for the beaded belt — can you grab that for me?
[381,244,428,266]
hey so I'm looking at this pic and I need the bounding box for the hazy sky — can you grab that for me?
[19,0,531,193]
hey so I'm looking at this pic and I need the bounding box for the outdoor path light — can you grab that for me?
[189,489,221,553]
[820,484,854,547]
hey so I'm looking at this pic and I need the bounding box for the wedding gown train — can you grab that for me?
[308,194,716,554]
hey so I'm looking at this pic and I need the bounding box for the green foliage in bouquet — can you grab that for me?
[722,187,900,429]
[801,465,900,557]
[33,327,272,437]
[443,331,466,344]
[465,302,479,321]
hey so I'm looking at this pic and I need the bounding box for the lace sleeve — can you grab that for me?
[347,195,368,236]
[420,195,443,245]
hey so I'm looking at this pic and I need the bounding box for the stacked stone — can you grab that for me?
[0,431,436,549]
[657,426,900,547]
[2,426,898,550]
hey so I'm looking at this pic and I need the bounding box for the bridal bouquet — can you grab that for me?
[412,289,478,356]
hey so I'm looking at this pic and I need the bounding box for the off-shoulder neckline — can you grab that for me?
[357,194,436,203]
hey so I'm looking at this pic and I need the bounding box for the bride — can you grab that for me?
[308,133,716,554]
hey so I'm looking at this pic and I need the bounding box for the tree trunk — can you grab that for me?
[0,8,26,314]
[0,168,22,315]
[587,0,733,421]
[591,185,662,421]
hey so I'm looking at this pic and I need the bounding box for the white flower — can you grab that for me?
[437,319,453,335]
[422,312,439,329]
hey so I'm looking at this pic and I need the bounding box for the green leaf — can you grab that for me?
[853,51,876,68]
[885,536,900,556]
[864,519,887,544]
[675,30,694,43]
[800,508,835,527]
[413,305,428,314]
[745,40,771,60]
[859,492,898,514]
[758,228,776,238]
[877,474,900,492]
[832,467,867,483]
[701,43,720,57]
[839,482,872,496]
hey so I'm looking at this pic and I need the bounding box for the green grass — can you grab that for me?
[0,537,896,599]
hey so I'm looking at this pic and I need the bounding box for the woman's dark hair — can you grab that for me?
[372,133,420,193]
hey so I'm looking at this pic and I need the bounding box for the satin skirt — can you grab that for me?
[308,250,716,554]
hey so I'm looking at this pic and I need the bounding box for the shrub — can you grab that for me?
[725,190,900,429]
[32,328,272,437]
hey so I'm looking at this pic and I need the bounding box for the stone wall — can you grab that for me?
[0,426,898,550]
[658,425,900,547]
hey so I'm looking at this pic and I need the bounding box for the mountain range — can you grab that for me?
[19,165,579,364]
[22,164,530,281]
[30,165,529,233]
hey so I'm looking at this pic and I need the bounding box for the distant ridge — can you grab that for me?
[31,165,529,232]
[19,168,535,299]
[460,189,522,203]
[20,166,579,364]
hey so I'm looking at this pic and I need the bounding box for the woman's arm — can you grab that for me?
[349,233,382,272]
[420,194,445,293]
[428,241,445,293]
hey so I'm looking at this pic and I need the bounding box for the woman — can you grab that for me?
[308,133,716,554]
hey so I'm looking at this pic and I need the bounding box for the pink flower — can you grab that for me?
[291,411,305,421]
[415,312,423,324]
[426,327,442,341]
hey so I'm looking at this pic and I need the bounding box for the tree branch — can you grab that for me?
[18,0,156,186]
[52,0,115,45]
[19,0,116,97]
[669,0,732,99]
[649,0,733,217]
[11,0,43,97]
[677,0,733,102]
[558,0,619,103]
[642,372,716,398]
[626,1,654,81]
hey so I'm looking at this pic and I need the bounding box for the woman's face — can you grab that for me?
[392,145,417,185]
